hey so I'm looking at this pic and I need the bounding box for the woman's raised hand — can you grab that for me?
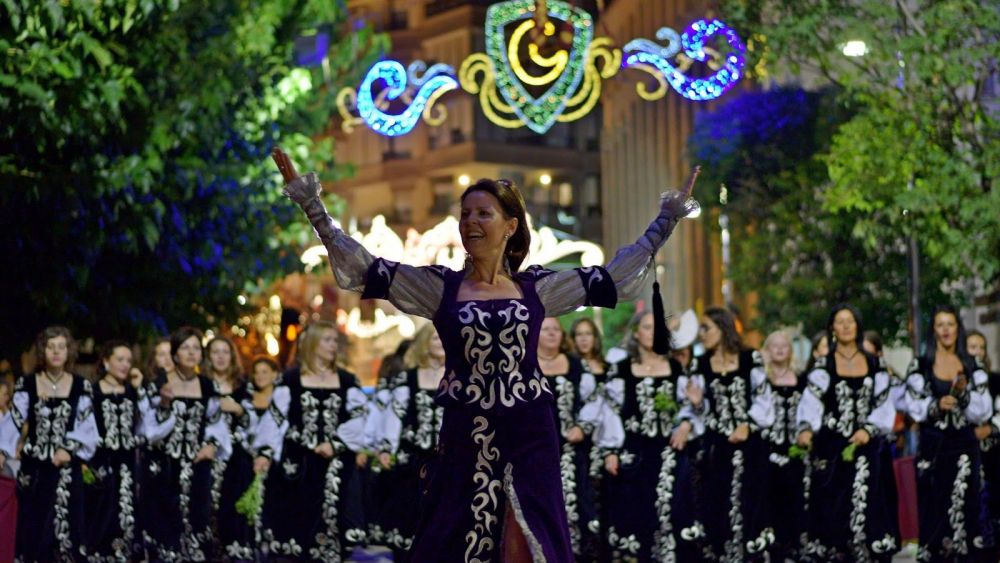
[272,146,320,206]
[659,165,701,219]
[271,146,300,183]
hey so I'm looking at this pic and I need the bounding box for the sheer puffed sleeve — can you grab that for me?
[534,190,697,317]
[796,361,831,433]
[285,172,446,318]
[252,386,290,461]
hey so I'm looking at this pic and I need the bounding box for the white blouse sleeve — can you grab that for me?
[285,173,445,318]
[336,387,370,453]
[966,368,994,425]
[252,386,290,461]
[593,377,626,451]
[64,389,99,461]
[864,370,897,437]
[576,372,601,432]
[748,353,774,429]
[138,382,176,444]
[204,396,233,462]
[796,366,830,433]
[676,373,707,438]
[0,388,29,459]
[377,376,410,454]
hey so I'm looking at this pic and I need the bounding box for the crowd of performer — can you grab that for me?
[1,303,998,562]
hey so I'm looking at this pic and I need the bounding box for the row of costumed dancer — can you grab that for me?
[6,302,997,563]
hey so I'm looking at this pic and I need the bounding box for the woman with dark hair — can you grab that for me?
[804,330,829,376]
[904,306,994,560]
[273,147,700,562]
[256,320,371,560]
[690,306,774,561]
[572,317,609,378]
[0,325,98,561]
[796,304,900,561]
[137,326,232,561]
[369,324,447,559]
[205,335,260,559]
[594,309,703,561]
[85,340,141,560]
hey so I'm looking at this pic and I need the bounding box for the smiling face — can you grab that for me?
[252,361,278,390]
[459,190,517,265]
[104,346,133,382]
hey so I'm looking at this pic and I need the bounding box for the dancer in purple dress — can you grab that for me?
[272,147,699,562]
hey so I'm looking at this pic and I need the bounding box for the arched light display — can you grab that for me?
[335,1,745,136]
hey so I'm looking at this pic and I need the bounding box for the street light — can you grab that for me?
[841,40,868,57]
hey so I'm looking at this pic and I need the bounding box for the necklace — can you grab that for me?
[538,351,561,362]
[836,348,860,361]
[175,369,197,383]
[43,370,65,394]
[102,375,126,392]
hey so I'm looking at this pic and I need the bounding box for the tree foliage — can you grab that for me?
[0,0,388,359]
[719,0,1000,289]
[690,87,949,341]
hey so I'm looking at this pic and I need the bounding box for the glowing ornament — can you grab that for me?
[352,60,457,137]
[331,1,745,136]
[623,19,746,102]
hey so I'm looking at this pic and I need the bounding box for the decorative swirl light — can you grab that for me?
[355,60,457,137]
[623,19,745,102]
[332,4,745,137]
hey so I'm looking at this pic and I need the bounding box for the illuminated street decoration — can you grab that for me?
[335,1,744,135]
[623,19,745,102]
[354,60,458,136]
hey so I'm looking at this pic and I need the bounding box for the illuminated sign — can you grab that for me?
[336,1,745,136]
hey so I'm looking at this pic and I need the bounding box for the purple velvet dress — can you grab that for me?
[285,171,688,562]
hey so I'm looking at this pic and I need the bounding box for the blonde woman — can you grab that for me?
[369,324,447,558]
[256,321,370,560]
[760,329,806,561]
